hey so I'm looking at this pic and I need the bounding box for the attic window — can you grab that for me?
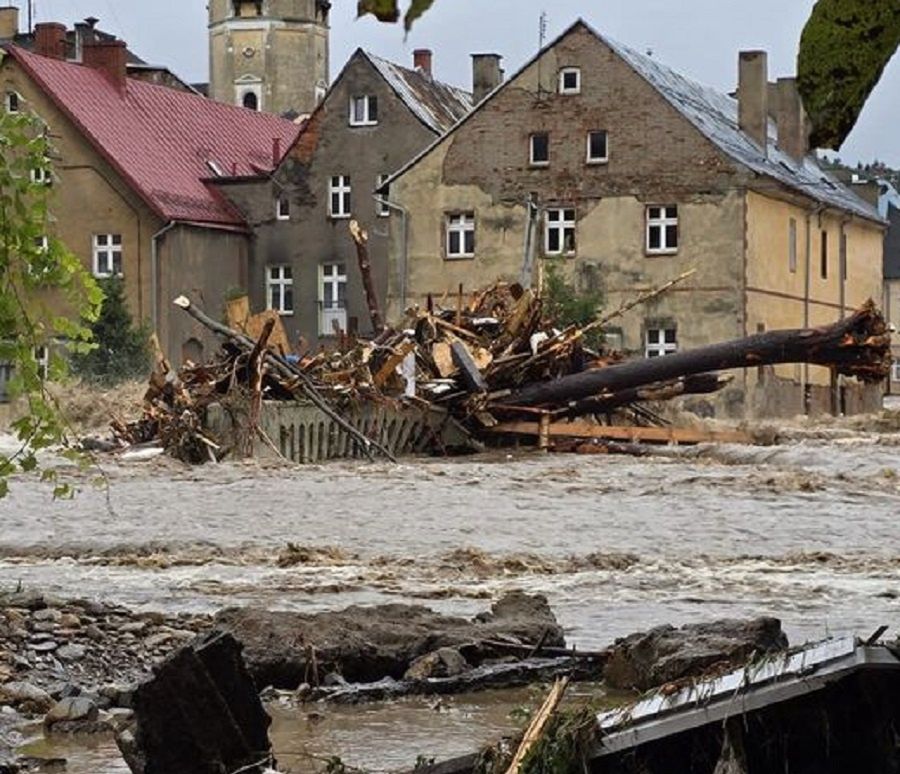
[5,91,20,114]
[559,68,581,94]
[349,95,378,126]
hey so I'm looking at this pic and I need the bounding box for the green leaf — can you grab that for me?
[798,0,900,149]
[405,0,435,30]
[357,0,399,22]
[0,479,8,499]
[19,454,38,473]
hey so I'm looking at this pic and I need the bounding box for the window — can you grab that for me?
[31,167,51,186]
[646,328,677,358]
[446,212,475,258]
[646,205,679,254]
[92,234,122,278]
[820,230,828,279]
[586,130,608,164]
[5,91,20,114]
[315,83,327,105]
[34,346,49,380]
[320,263,347,334]
[242,90,259,111]
[34,235,49,252]
[893,362,900,383]
[349,95,378,126]
[545,207,576,256]
[530,133,549,166]
[276,195,290,221]
[329,175,351,218]
[376,174,391,217]
[266,265,294,315]
[559,67,581,94]
[788,217,797,273]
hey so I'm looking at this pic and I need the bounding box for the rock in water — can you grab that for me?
[603,617,789,691]
[116,631,273,774]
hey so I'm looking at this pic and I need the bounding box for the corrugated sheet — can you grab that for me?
[365,51,471,134]
[597,26,884,223]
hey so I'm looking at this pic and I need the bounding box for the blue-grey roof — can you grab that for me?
[364,51,472,135]
[597,25,884,223]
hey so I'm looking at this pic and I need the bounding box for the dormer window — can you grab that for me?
[349,95,378,126]
[5,91,20,114]
[559,68,581,94]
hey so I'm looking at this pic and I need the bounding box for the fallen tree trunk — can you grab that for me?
[499,301,889,408]
[350,220,385,335]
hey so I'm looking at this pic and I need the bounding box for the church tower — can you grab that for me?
[209,0,330,118]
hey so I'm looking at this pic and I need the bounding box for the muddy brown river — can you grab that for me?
[2,428,900,771]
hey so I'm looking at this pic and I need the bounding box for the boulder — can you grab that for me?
[404,648,470,681]
[116,631,273,774]
[214,591,565,689]
[603,617,789,691]
[0,683,53,714]
[44,697,98,728]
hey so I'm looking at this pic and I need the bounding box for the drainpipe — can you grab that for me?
[803,205,824,414]
[374,195,410,313]
[151,221,177,338]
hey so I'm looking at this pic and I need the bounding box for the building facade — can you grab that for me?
[383,21,886,418]
[1,31,300,362]
[883,192,900,394]
[208,0,330,117]
[217,48,471,350]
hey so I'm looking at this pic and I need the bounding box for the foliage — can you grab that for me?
[798,0,900,149]
[0,107,102,498]
[357,0,434,31]
[542,260,605,349]
[71,276,149,385]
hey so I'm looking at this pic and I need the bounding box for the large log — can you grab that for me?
[498,301,890,409]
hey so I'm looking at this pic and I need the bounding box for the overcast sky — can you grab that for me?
[29,0,900,166]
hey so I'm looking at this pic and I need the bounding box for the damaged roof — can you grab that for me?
[3,44,301,227]
[363,50,472,134]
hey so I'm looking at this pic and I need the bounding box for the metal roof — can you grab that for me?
[363,50,472,135]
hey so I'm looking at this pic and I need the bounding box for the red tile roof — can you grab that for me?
[4,45,302,227]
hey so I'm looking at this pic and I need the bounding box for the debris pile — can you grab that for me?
[109,278,891,462]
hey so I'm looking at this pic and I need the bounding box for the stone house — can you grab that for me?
[0,30,300,364]
[382,20,886,418]
[217,48,470,349]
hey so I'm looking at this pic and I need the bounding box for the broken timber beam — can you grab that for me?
[349,220,386,334]
[498,301,889,409]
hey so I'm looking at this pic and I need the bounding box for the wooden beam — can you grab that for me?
[488,421,751,446]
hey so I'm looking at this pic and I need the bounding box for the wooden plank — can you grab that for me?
[488,421,750,446]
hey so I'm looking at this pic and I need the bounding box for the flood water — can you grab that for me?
[3,427,900,771]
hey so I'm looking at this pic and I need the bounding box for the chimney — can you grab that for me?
[472,53,503,105]
[73,18,98,61]
[413,48,432,78]
[738,50,768,151]
[775,77,810,163]
[83,39,128,89]
[0,6,19,39]
[34,22,67,60]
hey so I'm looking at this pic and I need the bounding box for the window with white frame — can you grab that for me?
[446,212,475,259]
[376,174,391,217]
[31,167,51,186]
[266,265,294,315]
[646,327,677,358]
[893,362,900,382]
[33,345,49,380]
[276,194,290,221]
[646,205,678,254]
[92,234,123,277]
[559,67,581,94]
[329,175,351,218]
[349,95,378,126]
[4,91,20,113]
[544,207,576,256]
[586,130,608,164]
[530,133,549,166]
[320,263,347,334]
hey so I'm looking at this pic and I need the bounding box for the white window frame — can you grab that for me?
[266,264,294,316]
[33,345,49,380]
[446,212,475,259]
[559,67,581,95]
[30,167,51,186]
[4,91,20,114]
[238,84,262,111]
[544,207,576,256]
[328,175,351,219]
[530,133,550,167]
[645,328,677,358]
[586,130,608,164]
[646,205,679,255]
[92,233,123,278]
[349,95,378,127]
[276,194,290,221]
[35,235,49,253]
[320,262,348,335]
[376,174,391,217]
